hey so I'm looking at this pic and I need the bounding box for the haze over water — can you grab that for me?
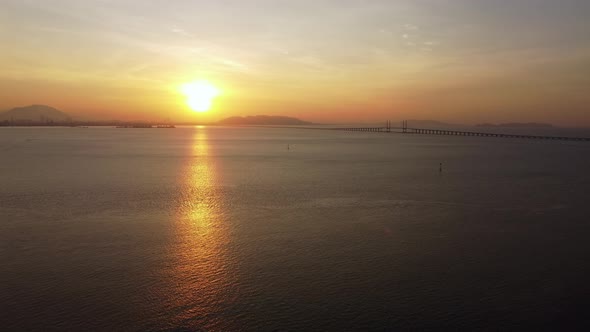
[2,126,590,330]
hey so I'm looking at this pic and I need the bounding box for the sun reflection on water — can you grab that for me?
[183,130,217,234]
[170,127,236,330]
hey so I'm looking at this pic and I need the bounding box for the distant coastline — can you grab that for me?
[1,104,583,130]
[216,115,312,126]
[0,105,315,127]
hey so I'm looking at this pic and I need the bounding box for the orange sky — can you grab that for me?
[1,0,589,125]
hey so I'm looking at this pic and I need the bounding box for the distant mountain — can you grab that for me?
[476,122,554,128]
[404,120,462,128]
[218,115,312,125]
[0,105,71,122]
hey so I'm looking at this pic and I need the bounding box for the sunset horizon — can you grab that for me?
[3,102,590,128]
[1,0,589,126]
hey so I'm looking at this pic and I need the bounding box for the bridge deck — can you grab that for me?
[329,127,590,142]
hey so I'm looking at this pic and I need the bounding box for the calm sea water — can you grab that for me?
[2,126,590,331]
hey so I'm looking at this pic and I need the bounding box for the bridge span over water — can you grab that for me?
[290,121,590,142]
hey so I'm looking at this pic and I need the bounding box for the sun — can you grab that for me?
[180,81,220,112]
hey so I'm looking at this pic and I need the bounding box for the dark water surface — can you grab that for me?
[2,126,590,331]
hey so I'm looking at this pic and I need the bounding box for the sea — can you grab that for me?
[2,126,590,331]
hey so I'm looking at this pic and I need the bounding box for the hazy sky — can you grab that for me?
[1,0,589,124]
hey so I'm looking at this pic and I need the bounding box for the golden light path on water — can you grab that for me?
[169,127,236,330]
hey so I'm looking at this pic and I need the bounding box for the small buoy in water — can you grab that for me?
[439,163,443,173]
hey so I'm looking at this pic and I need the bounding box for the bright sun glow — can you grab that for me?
[181,81,220,112]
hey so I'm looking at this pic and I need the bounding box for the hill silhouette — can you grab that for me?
[404,120,463,128]
[0,105,71,122]
[218,115,311,125]
[476,122,554,128]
